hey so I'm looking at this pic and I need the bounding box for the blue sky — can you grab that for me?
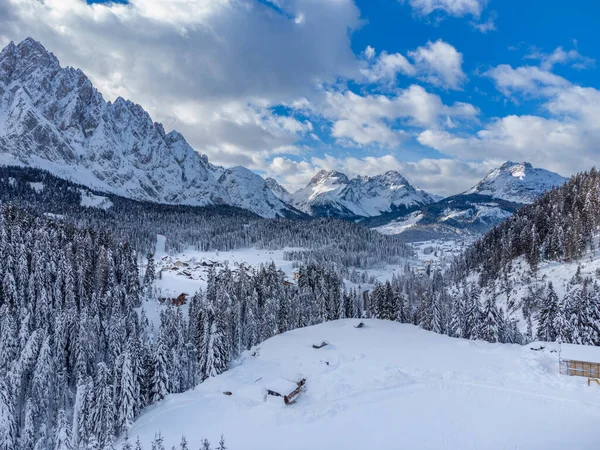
[2,0,600,194]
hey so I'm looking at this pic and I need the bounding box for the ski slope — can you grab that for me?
[125,320,600,449]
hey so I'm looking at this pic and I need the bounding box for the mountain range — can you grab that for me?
[0,38,569,235]
[363,161,568,239]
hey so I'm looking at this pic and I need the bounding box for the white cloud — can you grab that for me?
[418,112,596,177]
[364,45,375,60]
[0,0,362,167]
[408,40,467,90]
[297,85,478,147]
[526,46,595,71]
[361,50,416,84]
[422,54,600,179]
[361,40,466,90]
[470,12,496,33]
[544,86,600,131]
[405,0,487,18]
[484,65,571,97]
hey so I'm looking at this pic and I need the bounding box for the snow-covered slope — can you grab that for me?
[0,38,298,218]
[217,167,303,218]
[465,161,568,204]
[126,319,600,450]
[265,177,295,205]
[293,170,437,218]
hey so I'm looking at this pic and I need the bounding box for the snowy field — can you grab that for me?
[151,235,408,300]
[125,320,600,450]
[153,235,299,298]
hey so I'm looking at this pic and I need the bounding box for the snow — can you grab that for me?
[151,234,407,301]
[440,205,513,224]
[477,242,600,332]
[43,212,64,220]
[125,320,600,450]
[265,177,294,205]
[28,181,44,192]
[264,378,299,396]
[155,234,167,256]
[154,246,298,298]
[217,166,299,218]
[0,38,300,219]
[293,170,436,218]
[374,212,423,235]
[409,238,475,269]
[560,343,600,363]
[465,161,567,204]
[79,189,113,210]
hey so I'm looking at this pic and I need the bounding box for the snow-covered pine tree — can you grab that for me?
[150,334,169,404]
[480,294,500,343]
[537,282,559,342]
[53,409,72,450]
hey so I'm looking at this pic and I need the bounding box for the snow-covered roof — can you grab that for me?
[561,343,600,363]
[265,378,298,395]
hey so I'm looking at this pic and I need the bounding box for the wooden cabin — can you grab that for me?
[559,343,600,378]
[174,260,189,268]
[265,378,306,405]
[158,293,189,307]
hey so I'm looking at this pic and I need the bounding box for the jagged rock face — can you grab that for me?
[292,169,437,218]
[0,38,311,219]
[0,38,231,206]
[265,177,294,205]
[465,161,568,204]
[218,167,304,219]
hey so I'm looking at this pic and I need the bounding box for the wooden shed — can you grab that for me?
[158,293,189,307]
[559,343,600,378]
[265,378,306,405]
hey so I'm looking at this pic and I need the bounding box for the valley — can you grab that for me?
[1,22,599,450]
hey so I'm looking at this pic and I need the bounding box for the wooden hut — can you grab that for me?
[559,343,600,378]
[265,378,306,405]
[158,293,189,307]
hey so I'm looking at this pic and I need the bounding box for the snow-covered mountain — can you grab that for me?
[218,167,303,218]
[465,161,568,204]
[265,177,295,205]
[366,161,569,240]
[292,169,437,219]
[0,38,302,218]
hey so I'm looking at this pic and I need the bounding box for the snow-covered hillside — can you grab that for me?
[265,177,295,205]
[217,167,303,218]
[0,38,299,218]
[126,320,600,450]
[293,169,437,218]
[465,161,568,203]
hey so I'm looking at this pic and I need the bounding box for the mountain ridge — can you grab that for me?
[292,169,438,219]
[0,38,569,226]
[364,161,569,238]
[0,37,302,218]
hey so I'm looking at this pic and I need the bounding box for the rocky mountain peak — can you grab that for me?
[310,169,349,185]
[0,37,303,218]
[293,168,435,218]
[466,161,567,204]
